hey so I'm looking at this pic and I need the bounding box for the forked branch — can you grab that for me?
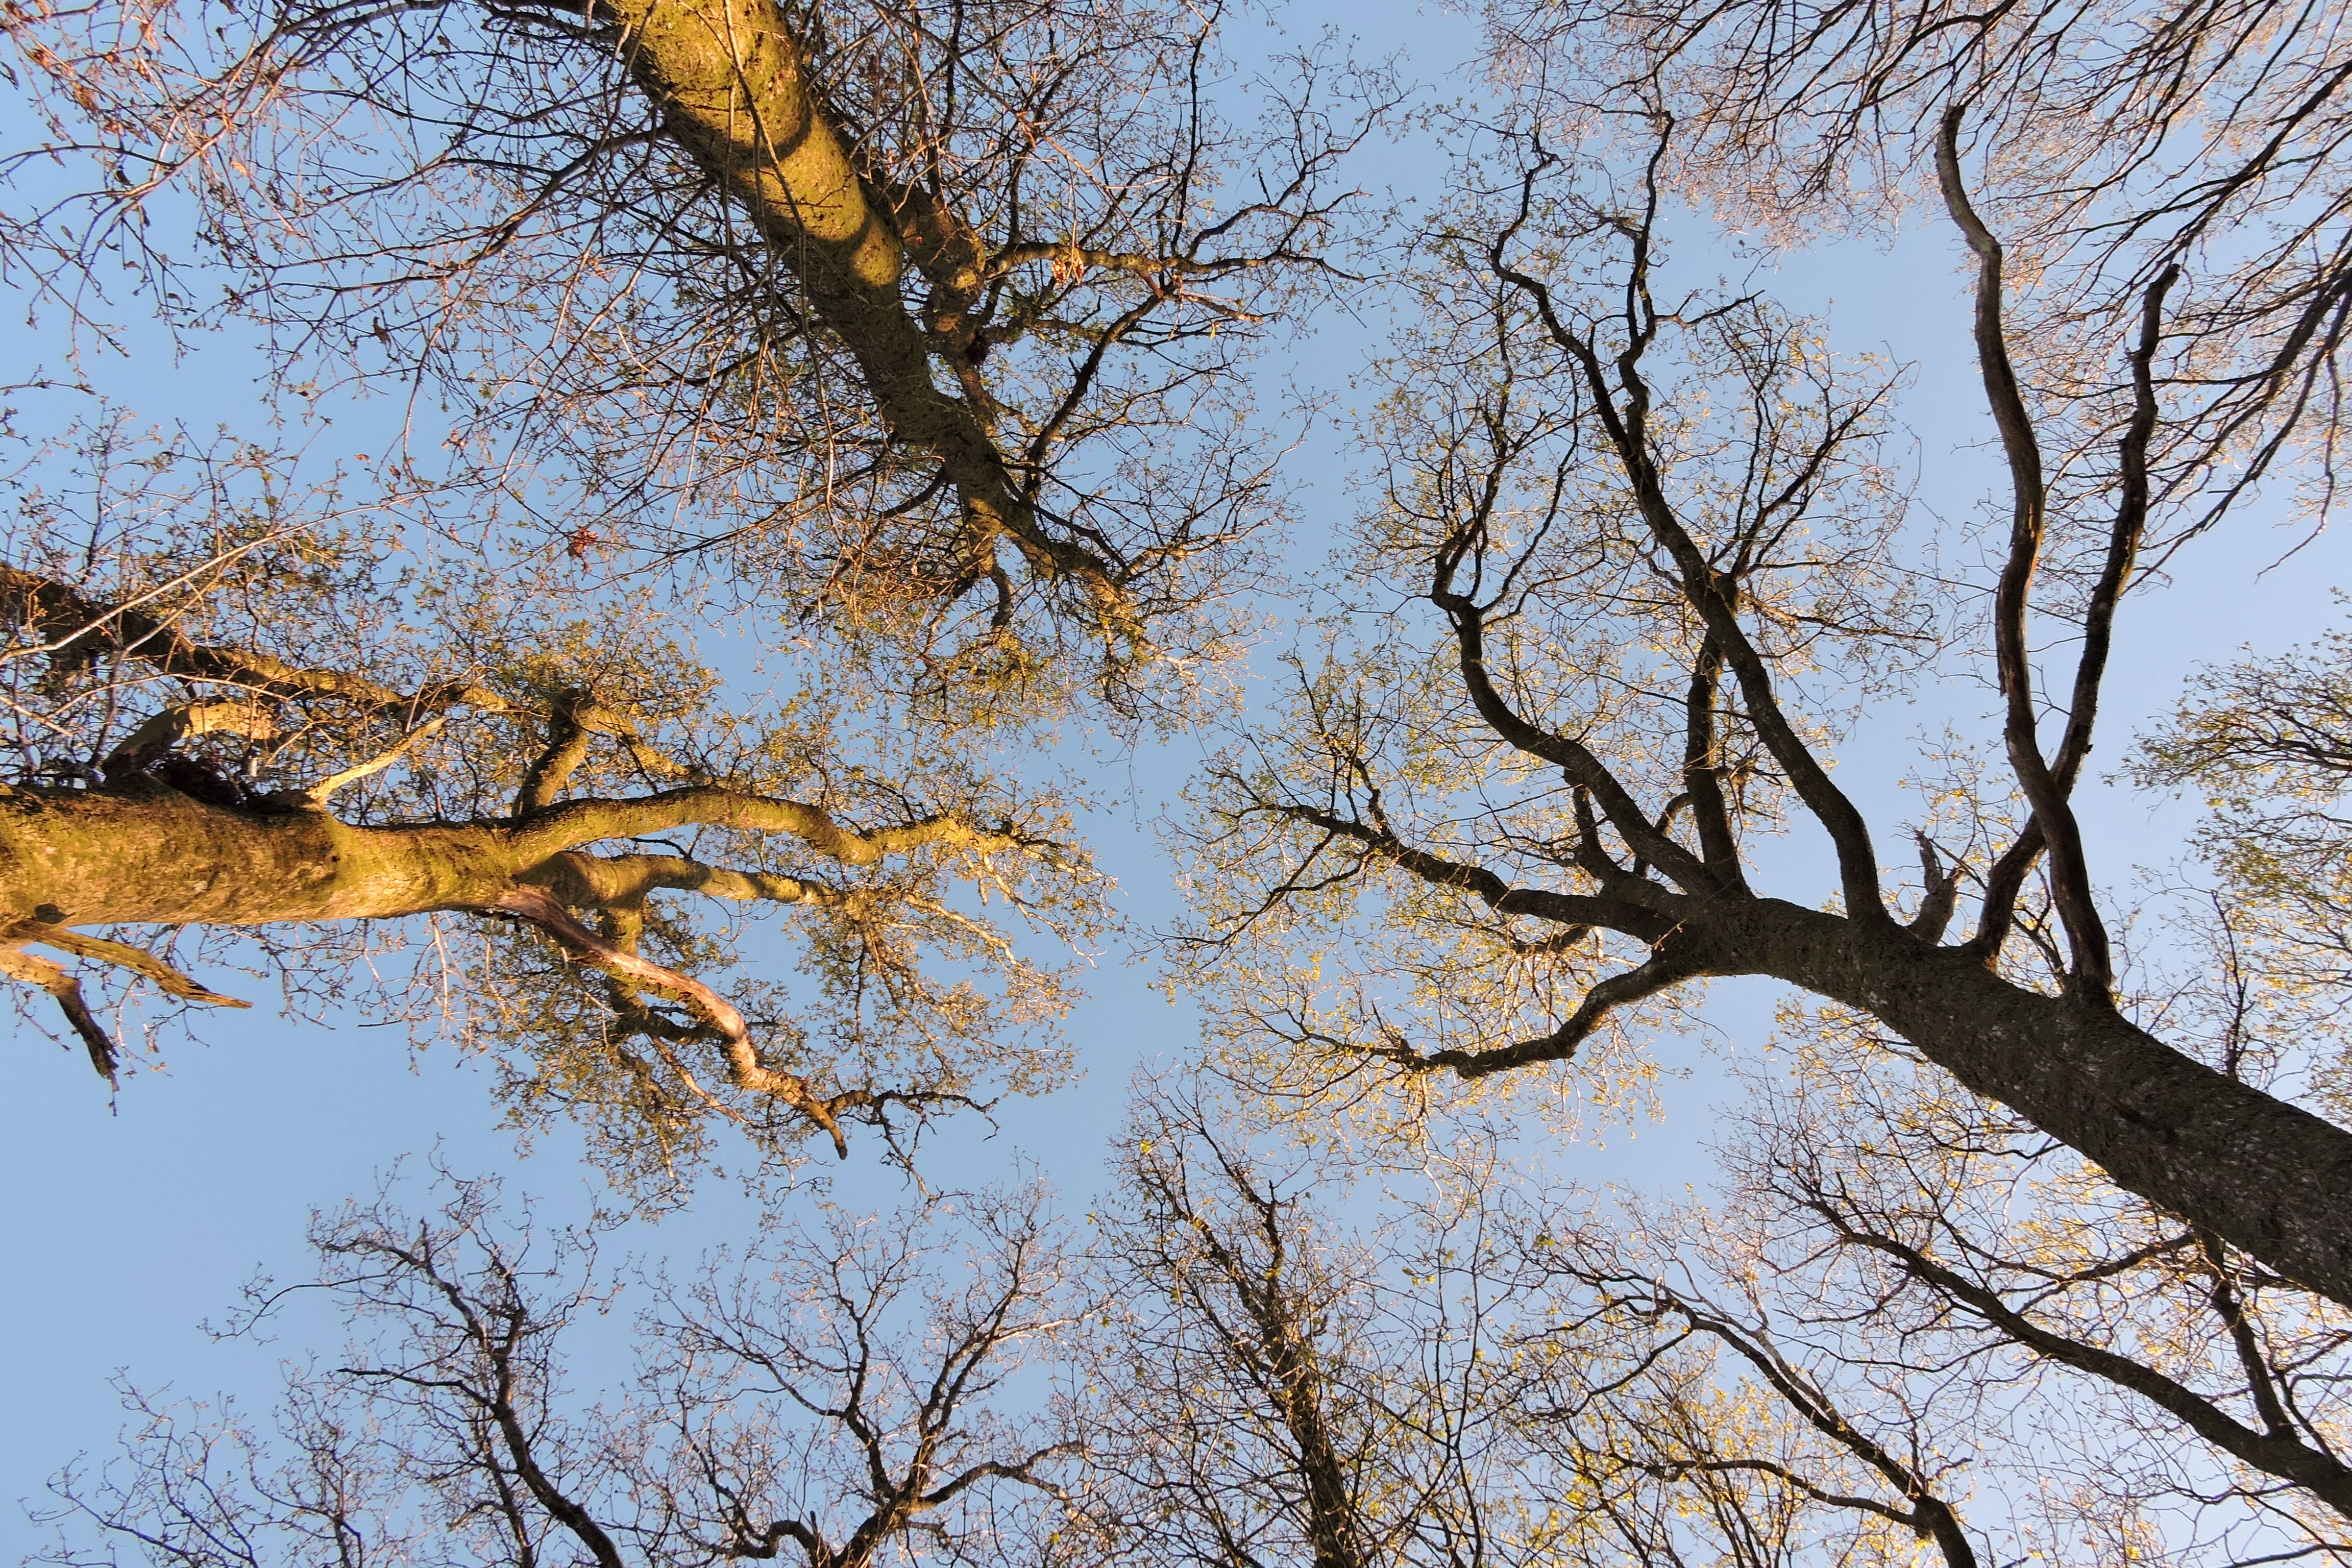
[487,886,854,1156]
[0,922,251,1088]
[0,945,120,1087]
[1937,107,2113,995]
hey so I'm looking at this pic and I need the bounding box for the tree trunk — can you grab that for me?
[0,781,529,928]
[1697,901,2352,1310]
[591,0,1128,617]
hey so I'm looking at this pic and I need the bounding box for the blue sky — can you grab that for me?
[9,0,2352,1547]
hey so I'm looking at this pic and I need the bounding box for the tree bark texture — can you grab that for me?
[1674,903,2352,1310]
[0,779,918,930]
[593,0,1128,619]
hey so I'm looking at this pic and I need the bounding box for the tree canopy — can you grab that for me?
[13,0,2352,1559]
[0,0,1378,1186]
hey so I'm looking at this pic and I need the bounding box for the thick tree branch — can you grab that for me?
[1936,108,2113,995]
[1969,264,2178,963]
[505,788,1027,871]
[516,696,592,815]
[1908,834,1961,943]
[527,850,844,911]
[1681,634,1747,887]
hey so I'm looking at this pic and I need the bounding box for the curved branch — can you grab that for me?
[2199,1228,2299,1443]
[516,698,592,815]
[1435,593,1718,897]
[1936,109,2113,994]
[102,700,280,778]
[1375,947,1702,1081]
[486,886,852,1156]
[505,788,1033,871]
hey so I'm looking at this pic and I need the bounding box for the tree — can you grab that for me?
[2137,617,2352,1025]
[5,0,1375,712]
[1705,995,2352,1557]
[1481,923,2352,1568]
[52,1075,2352,1568]
[1175,0,2352,1308]
[1060,1081,1938,1568]
[1072,1085,1410,1568]
[1025,1086,2037,1568]
[1500,1208,1988,1568]
[22,0,2352,1492]
[1074,1073,2352,1568]
[0,412,1098,1184]
[0,0,1377,1168]
[35,1170,1082,1567]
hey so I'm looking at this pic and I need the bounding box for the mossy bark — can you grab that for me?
[0,782,527,928]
